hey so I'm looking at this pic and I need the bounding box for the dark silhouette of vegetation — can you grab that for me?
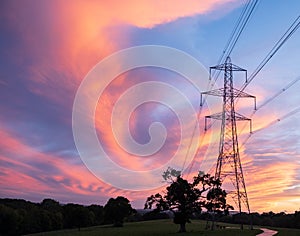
[87,204,105,225]
[0,196,300,235]
[205,182,234,230]
[214,211,300,229]
[104,196,135,227]
[144,169,231,233]
[0,198,64,235]
[142,210,170,221]
[0,204,18,236]
[0,197,125,235]
[62,203,91,231]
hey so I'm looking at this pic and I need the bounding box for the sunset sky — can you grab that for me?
[1,0,300,213]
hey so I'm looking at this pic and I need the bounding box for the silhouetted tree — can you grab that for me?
[0,204,19,235]
[40,199,63,230]
[104,196,135,227]
[40,199,61,212]
[205,183,233,230]
[63,204,90,231]
[145,169,227,233]
[294,211,300,228]
[87,204,104,225]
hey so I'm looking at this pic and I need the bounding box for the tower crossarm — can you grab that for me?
[206,112,223,120]
[201,89,256,109]
[235,112,251,121]
[210,61,247,72]
[205,112,253,132]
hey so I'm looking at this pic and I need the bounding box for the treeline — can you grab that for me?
[204,211,300,229]
[0,198,101,235]
[0,197,139,236]
[1,198,300,235]
[0,197,171,236]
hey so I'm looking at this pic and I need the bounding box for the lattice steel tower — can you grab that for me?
[201,56,256,215]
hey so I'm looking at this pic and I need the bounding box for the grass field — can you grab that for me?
[28,219,262,236]
[27,219,300,236]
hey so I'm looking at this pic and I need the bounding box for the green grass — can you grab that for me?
[27,219,262,236]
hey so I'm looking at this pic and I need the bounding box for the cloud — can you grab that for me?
[4,0,300,213]
[240,122,300,213]
[0,128,110,202]
[2,0,241,81]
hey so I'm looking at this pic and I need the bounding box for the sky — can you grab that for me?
[0,0,300,213]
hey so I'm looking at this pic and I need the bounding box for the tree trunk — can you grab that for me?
[250,214,253,230]
[178,223,186,233]
[211,212,215,230]
[205,220,210,230]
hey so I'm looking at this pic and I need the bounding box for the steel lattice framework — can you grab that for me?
[201,56,256,215]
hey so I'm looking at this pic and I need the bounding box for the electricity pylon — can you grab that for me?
[201,56,256,217]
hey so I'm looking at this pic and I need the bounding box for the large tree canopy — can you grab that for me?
[145,170,232,232]
[104,196,135,227]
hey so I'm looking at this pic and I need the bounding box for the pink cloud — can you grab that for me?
[6,0,300,213]
[0,128,112,201]
[3,0,242,84]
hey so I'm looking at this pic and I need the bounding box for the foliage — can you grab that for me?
[206,186,233,215]
[63,204,91,231]
[141,211,170,221]
[1,195,300,235]
[205,181,234,230]
[87,204,104,225]
[144,171,230,232]
[0,204,19,236]
[104,196,135,227]
[0,198,107,235]
[218,211,300,230]
[162,167,181,182]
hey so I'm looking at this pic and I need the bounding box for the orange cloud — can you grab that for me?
[62,0,241,29]
[5,0,243,85]
[10,0,300,212]
[0,128,112,200]
[0,127,168,205]
[245,160,299,213]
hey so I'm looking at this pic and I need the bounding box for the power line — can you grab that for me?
[240,105,300,148]
[225,14,300,160]
[237,76,300,137]
[232,15,300,146]
[226,0,259,56]
[180,99,204,173]
[211,0,251,78]
[256,76,300,111]
[187,11,300,183]
[183,1,259,178]
[238,14,300,94]
[211,0,259,87]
